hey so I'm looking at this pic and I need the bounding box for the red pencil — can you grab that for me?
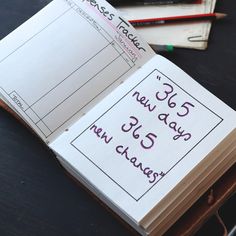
[129,12,227,27]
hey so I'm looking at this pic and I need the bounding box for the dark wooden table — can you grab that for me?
[0,1,235,236]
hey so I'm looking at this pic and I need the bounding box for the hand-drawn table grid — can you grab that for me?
[4,5,136,138]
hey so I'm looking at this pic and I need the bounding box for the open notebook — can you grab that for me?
[0,0,235,235]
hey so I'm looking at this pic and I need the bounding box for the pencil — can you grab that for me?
[129,13,227,27]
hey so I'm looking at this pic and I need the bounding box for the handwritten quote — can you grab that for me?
[71,69,222,200]
[87,71,195,186]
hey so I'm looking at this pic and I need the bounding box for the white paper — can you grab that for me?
[0,0,154,143]
[50,55,236,222]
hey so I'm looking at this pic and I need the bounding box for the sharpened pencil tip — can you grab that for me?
[215,13,227,19]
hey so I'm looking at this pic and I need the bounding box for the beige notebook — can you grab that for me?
[117,0,217,50]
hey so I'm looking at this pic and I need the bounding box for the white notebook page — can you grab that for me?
[0,0,154,143]
[50,54,236,223]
